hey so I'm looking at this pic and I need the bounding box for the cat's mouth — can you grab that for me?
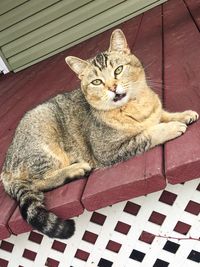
[113,93,126,102]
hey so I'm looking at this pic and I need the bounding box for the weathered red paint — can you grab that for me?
[82,148,165,211]
[163,0,200,184]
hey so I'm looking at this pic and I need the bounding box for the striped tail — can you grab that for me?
[12,181,75,239]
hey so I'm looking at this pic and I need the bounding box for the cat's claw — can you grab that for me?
[171,121,187,137]
[182,110,199,125]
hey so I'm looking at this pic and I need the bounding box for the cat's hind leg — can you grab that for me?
[33,161,91,191]
[161,110,199,125]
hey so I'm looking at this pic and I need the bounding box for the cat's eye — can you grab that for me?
[91,79,103,85]
[114,65,123,76]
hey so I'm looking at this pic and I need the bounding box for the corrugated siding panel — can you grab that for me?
[0,0,92,46]
[0,0,61,31]
[3,0,120,58]
[0,0,167,72]
[0,0,28,15]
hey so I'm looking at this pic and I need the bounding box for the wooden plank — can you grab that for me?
[8,179,86,235]
[184,0,200,30]
[0,70,38,108]
[163,0,200,184]
[82,149,165,211]
[0,183,17,240]
[0,0,60,31]
[0,73,24,98]
[0,0,92,46]
[0,53,62,120]
[82,6,166,211]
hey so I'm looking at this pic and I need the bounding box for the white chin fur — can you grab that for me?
[107,90,115,100]
[116,84,125,94]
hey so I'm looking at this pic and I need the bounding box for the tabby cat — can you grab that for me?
[1,29,198,239]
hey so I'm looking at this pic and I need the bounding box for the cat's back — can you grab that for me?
[50,88,89,120]
[16,88,87,133]
[3,89,89,169]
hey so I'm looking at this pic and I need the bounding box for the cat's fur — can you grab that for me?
[1,29,198,239]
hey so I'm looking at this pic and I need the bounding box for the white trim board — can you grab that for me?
[0,56,9,74]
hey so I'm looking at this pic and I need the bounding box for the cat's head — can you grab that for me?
[65,29,146,110]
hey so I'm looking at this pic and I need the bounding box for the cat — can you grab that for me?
[1,29,198,239]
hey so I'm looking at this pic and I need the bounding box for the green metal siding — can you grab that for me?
[0,0,27,15]
[0,0,167,72]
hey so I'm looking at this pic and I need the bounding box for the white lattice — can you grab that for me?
[0,179,199,267]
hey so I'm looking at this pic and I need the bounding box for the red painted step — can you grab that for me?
[163,0,200,184]
[82,148,165,211]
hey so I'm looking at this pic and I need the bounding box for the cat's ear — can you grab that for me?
[108,29,130,54]
[65,56,89,78]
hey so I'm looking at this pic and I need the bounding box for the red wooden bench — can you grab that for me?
[0,0,199,240]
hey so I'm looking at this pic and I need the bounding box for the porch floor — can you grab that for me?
[0,0,200,242]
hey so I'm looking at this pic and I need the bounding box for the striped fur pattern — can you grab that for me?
[11,180,74,239]
[1,29,198,239]
[92,53,108,70]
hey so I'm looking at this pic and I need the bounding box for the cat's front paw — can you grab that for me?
[166,121,187,139]
[148,121,187,147]
[182,110,199,125]
[68,161,92,179]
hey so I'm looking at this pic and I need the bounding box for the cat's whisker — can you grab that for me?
[142,59,157,71]
[146,78,182,89]
[146,76,182,86]
[146,78,162,83]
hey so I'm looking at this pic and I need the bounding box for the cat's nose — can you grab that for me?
[108,84,117,92]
